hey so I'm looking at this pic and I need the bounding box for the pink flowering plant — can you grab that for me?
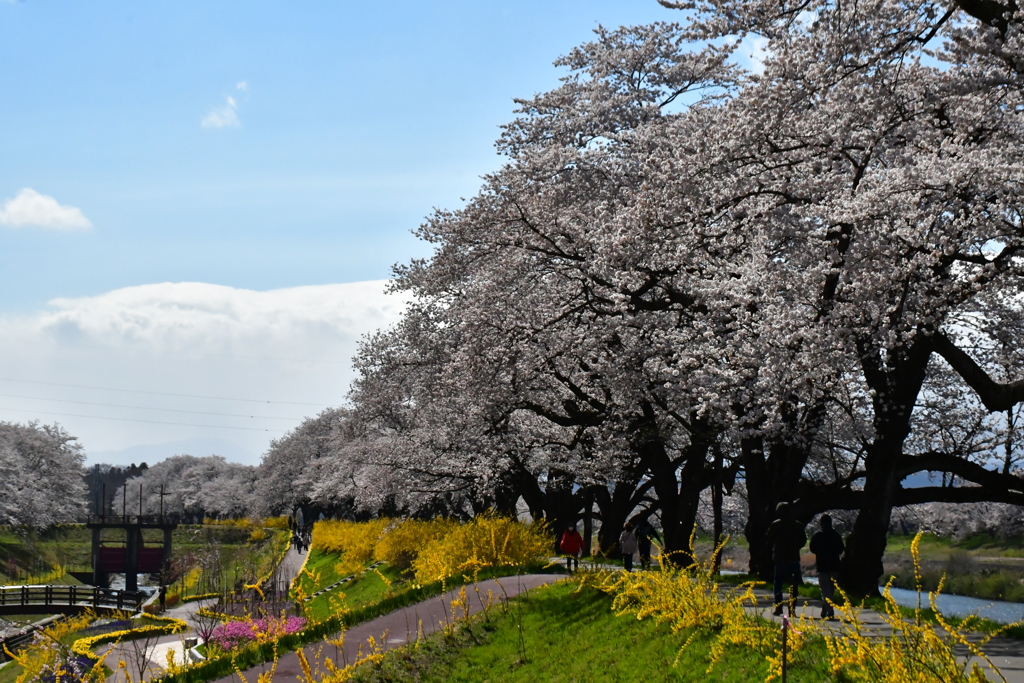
[208,615,306,651]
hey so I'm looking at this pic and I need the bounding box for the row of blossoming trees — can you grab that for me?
[253,0,1024,598]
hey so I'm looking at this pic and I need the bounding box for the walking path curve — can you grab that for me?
[103,546,307,682]
[209,574,561,683]
[105,550,1024,682]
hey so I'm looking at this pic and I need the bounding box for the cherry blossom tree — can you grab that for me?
[0,421,86,528]
[274,1,1024,594]
[119,455,255,520]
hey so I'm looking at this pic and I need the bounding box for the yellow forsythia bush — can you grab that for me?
[580,540,785,678]
[312,519,389,558]
[411,514,549,583]
[264,515,291,529]
[312,518,390,576]
[585,531,1007,683]
[822,532,1007,683]
[307,515,548,583]
[7,612,103,683]
[373,518,458,570]
[72,614,188,662]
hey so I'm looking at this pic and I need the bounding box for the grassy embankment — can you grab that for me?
[348,580,832,683]
[292,548,410,622]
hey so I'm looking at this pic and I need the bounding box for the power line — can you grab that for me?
[6,337,351,365]
[0,405,288,432]
[0,391,304,421]
[0,377,336,407]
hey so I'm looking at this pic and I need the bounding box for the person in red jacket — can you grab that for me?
[560,524,584,573]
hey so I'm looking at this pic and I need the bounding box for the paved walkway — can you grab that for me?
[210,574,561,683]
[102,551,1024,682]
[102,545,308,682]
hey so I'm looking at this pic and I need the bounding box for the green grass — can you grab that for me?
[301,562,414,622]
[293,548,345,595]
[349,581,832,683]
[0,662,20,683]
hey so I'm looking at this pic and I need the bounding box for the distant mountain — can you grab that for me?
[87,438,257,467]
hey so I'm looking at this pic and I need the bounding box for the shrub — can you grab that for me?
[71,614,188,662]
[411,514,549,583]
[373,518,457,571]
[264,516,291,530]
[311,519,389,576]
[823,533,1011,682]
[208,615,306,651]
[311,519,389,557]
[6,612,103,683]
[248,528,269,544]
[578,536,784,677]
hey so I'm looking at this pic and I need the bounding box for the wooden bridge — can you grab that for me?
[0,584,147,616]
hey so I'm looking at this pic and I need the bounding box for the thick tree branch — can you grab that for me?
[931,333,1024,411]
[898,451,1024,494]
[953,0,1018,35]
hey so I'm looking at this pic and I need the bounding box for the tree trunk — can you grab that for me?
[643,433,711,567]
[839,444,902,596]
[712,444,724,573]
[594,480,644,556]
[840,342,930,596]
[742,436,774,579]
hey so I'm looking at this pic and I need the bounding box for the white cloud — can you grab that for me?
[202,95,240,128]
[739,35,771,75]
[0,280,411,463]
[236,81,248,92]
[0,188,92,231]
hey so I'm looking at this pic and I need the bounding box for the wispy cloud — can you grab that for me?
[202,95,240,128]
[202,82,248,129]
[0,188,92,231]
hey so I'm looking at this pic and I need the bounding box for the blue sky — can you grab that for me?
[0,0,679,312]
[0,0,689,464]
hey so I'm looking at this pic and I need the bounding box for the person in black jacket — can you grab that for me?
[809,514,844,619]
[766,502,807,616]
[633,517,663,570]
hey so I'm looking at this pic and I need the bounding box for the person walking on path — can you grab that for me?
[809,513,844,620]
[633,517,662,570]
[766,502,807,616]
[560,524,584,573]
[619,523,639,572]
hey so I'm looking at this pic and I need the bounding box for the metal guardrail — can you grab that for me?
[0,585,146,611]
